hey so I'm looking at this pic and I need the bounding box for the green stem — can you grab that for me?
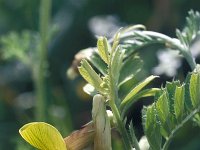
[35,0,52,121]
[162,105,200,150]
[108,59,140,150]
[118,31,197,70]
[109,100,133,150]
[142,31,196,70]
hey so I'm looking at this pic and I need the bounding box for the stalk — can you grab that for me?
[108,57,140,150]
[35,0,52,121]
[117,31,197,70]
[109,100,132,150]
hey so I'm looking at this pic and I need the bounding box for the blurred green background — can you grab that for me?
[0,0,200,149]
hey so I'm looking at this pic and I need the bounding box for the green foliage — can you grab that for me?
[97,37,110,64]
[78,59,104,93]
[79,32,156,112]
[115,10,200,70]
[176,10,200,49]
[121,75,157,108]
[0,31,38,65]
[142,105,162,150]
[142,69,200,150]
[118,55,143,87]
[78,27,157,149]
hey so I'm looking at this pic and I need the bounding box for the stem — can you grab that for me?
[35,0,52,121]
[108,58,140,150]
[162,105,200,150]
[142,31,196,70]
[118,31,197,70]
[109,100,133,150]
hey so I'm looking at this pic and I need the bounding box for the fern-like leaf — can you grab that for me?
[142,68,200,150]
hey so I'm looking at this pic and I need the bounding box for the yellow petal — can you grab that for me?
[19,122,67,150]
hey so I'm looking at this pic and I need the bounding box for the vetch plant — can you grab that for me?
[20,10,200,150]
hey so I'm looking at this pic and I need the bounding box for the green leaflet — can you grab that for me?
[110,46,124,84]
[121,88,160,117]
[189,72,200,108]
[97,37,110,64]
[165,81,181,114]
[142,69,200,150]
[185,72,193,110]
[111,31,120,53]
[87,51,107,76]
[174,85,185,122]
[142,105,162,150]
[118,55,143,87]
[176,10,200,48]
[128,122,140,149]
[156,92,173,138]
[78,59,104,93]
[121,75,157,108]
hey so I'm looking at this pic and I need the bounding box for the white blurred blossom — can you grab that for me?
[133,136,149,150]
[88,15,120,38]
[49,105,66,119]
[15,92,35,109]
[190,39,200,58]
[153,49,181,77]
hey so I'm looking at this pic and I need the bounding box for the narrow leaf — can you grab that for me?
[156,92,175,138]
[121,75,158,107]
[19,122,66,150]
[118,55,143,86]
[165,81,181,116]
[156,92,170,138]
[190,72,200,108]
[174,85,185,122]
[122,88,160,117]
[128,122,140,149]
[185,72,193,110]
[142,105,162,150]
[111,46,124,84]
[87,52,107,75]
[97,37,110,64]
[78,59,104,93]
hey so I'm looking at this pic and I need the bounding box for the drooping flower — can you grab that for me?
[19,122,67,150]
[19,122,95,150]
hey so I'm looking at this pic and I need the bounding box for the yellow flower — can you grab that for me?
[19,122,67,150]
[19,122,95,150]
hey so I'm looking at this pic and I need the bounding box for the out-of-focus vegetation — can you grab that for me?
[0,0,200,149]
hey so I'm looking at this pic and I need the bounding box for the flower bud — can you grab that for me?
[92,94,112,150]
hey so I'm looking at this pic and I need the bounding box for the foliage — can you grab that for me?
[19,8,200,150]
[142,68,200,150]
